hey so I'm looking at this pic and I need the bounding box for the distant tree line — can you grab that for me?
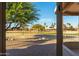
[32,24,45,31]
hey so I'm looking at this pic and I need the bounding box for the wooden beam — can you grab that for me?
[64,11,79,16]
[63,2,73,12]
[56,2,63,56]
[0,2,6,56]
[55,2,79,16]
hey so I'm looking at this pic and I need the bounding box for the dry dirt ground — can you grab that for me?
[6,31,79,56]
[6,31,57,56]
[6,39,56,56]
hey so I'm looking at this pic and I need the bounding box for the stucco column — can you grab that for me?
[0,2,6,56]
[56,2,63,56]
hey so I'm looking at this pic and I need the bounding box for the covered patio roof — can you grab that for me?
[55,2,79,16]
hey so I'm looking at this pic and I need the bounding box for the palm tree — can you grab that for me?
[63,24,67,30]
[50,22,56,29]
[66,23,74,30]
[6,2,39,30]
[44,23,48,28]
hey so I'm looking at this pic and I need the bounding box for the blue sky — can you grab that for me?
[64,16,78,28]
[28,2,79,28]
[28,2,56,28]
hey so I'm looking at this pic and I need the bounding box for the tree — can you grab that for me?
[6,2,39,30]
[63,24,67,30]
[49,23,56,29]
[66,23,74,30]
[32,24,45,31]
[44,23,48,28]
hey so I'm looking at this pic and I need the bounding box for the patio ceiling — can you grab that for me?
[55,2,79,16]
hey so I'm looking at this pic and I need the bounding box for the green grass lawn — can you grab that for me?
[37,31,79,36]
[38,31,56,35]
[6,30,79,36]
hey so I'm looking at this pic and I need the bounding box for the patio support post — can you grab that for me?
[0,2,6,56]
[56,2,63,56]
